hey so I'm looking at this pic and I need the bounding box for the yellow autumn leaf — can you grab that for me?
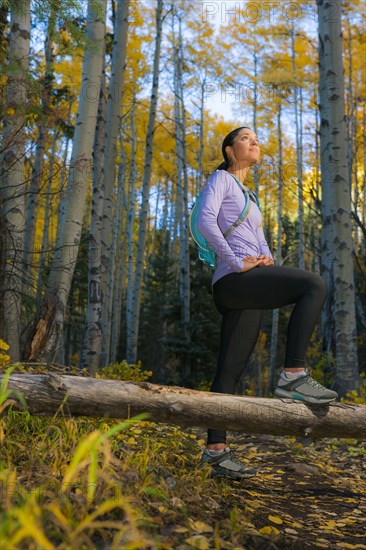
[0,340,10,351]
[290,521,303,528]
[323,520,336,528]
[174,526,189,533]
[268,515,283,525]
[284,528,298,535]
[259,525,280,535]
[337,544,364,550]
[185,535,210,549]
[188,519,213,533]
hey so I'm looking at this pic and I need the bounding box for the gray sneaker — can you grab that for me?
[274,370,338,404]
[200,447,257,480]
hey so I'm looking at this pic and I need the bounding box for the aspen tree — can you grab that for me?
[317,0,359,394]
[100,0,130,367]
[0,0,31,359]
[290,23,304,269]
[81,43,107,374]
[24,11,56,277]
[126,93,137,352]
[269,102,283,393]
[24,0,107,362]
[171,4,190,380]
[127,0,164,364]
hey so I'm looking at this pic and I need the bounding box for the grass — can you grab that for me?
[0,363,365,549]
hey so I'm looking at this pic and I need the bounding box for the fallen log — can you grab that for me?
[2,372,366,440]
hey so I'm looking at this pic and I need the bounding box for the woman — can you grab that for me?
[196,126,338,480]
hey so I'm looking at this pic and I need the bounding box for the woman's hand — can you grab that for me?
[256,254,274,266]
[241,254,274,272]
[241,255,262,272]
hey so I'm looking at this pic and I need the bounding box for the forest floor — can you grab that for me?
[1,362,366,549]
[1,410,365,549]
[184,426,366,549]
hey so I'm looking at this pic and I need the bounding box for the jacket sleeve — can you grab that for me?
[196,173,244,272]
[256,223,274,261]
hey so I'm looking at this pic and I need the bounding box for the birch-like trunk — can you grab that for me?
[172,9,185,368]
[197,77,206,195]
[100,0,130,367]
[269,102,283,393]
[24,15,55,275]
[126,94,137,348]
[345,16,358,247]
[108,146,125,363]
[362,105,366,257]
[0,1,30,359]
[149,180,161,264]
[290,25,304,270]
[36,130,70,304]
[81,47,107,374]
[317,0,359,395]
[127,0,164,364]
[110,135,128,364]
[23,0,107,362]
[177,13,191,382]
[252,50,259,197]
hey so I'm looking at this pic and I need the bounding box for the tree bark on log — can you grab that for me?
[2,373,366,440]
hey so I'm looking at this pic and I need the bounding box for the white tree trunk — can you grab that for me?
[109,150,125,363]
[0,1,31,360]
[291,25,304,270]
[24,0,107,362]
[36,130,68,304]
[81,47,107,375]
[127,0,164,363]
[269,103,283,392]
[126,94,137,350]
[3,372,366,440]
[317,0,359,396]
[24,16,55,276]
[100,0,130,367]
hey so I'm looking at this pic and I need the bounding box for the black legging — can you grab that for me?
[207,265,327,445]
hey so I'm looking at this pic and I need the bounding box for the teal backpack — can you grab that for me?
[189,173,261,269]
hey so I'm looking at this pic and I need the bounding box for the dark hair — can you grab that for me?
[215,126,252,171]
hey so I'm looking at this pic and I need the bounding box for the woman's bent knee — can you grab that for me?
[309,272,328,298]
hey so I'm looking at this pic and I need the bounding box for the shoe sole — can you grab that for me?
[274,388,337,404]
[200,462,257,480]
[210,469,257,480]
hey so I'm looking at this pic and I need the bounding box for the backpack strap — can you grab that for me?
[223,194,251,237]
[230,173,261,212]
[222,174,261,238]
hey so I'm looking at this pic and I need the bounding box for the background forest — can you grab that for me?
[0,0,365,397]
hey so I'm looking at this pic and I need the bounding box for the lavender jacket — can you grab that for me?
[196,170,274,287]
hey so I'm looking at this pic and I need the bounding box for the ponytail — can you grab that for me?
[215,160,229,171]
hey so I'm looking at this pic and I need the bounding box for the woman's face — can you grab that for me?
[225,129,260,167]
